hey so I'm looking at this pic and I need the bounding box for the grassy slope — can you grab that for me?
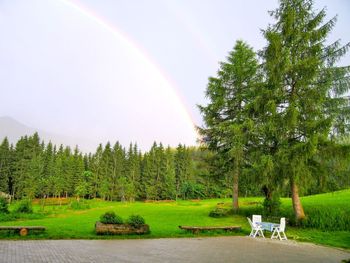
[0,190,349,249]
[282,189,350,248]
[281,189,350,211]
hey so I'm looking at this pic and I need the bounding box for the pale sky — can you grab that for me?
[0,0,349,152]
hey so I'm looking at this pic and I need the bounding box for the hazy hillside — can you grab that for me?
[0,116,97,152]
[0,116,37,142]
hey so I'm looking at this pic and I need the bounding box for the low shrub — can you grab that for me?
[127,215,145,228]
[100,211,123,224]
[14,199,33,213]
[69,200,90,210]
[0,197,9,213]
[0,212,45,222]
[209,207,231,218]
[0,213,18,222]
[262,195,281,216]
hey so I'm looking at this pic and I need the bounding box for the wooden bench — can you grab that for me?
[0,226,46,236]
[179,225,241,234]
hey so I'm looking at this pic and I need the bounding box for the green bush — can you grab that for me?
[69,200,90,210]
[100,211,123,224]
[0,197,9,214]
[0,213,18,222]
[209,207,230,218]
[14,199,33,213]
[263,194,281,216]
[127,215,145,228]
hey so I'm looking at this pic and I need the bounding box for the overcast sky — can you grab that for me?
[0,0,349,151]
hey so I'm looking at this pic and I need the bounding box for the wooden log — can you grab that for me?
[179,225,241,234]
[0,226,46,236]
[0,226,46,231]
[19,228,28,236]
[95,222,150,235]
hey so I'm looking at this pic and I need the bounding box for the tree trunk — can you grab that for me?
[232,166,239,212]
[291,180,305,222]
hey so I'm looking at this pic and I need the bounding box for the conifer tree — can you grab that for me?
[112,142,126,200]
[100,142,113,200]
[125,143,141,200]
[260,0,350,221]
[143,142,160,200]
[199,40,260,210]
[0,137,11,193]
[90,144,103,198]
[162,146,176,199]
[70,146,84,197]
[174,144,193,200]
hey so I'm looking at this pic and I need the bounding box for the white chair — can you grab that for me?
[271,217,287,240]
[247,217,265,238]
[252,214,262,225]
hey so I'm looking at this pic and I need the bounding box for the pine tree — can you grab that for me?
[0,138,11,193]
[198,40,260,210]
[10,133,44,199]
[125,143,141,200]
[112,142,126,201]
[174,144,193,200]
[162,146,176,199]
[71,146,84,198]
[41,142,55,197]
[261,0,350,220]
[90,144,103,198]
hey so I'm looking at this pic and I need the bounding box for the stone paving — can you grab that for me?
[0,237,349,263]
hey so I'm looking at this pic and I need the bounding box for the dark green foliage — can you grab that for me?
[0,137,12,194]
[263,194,281,216]
[100,211,123,224]
[0,197,9,213]
[259,0,350,220]
[198,40,261,211]
[180,182,205,200]
[0,133,218,201]
[0,212,18,222]
[14,199,33,213]
[127,214,145,228]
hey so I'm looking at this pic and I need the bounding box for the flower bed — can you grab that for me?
[95,221,150,235]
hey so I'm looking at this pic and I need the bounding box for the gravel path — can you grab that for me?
[0,237,349,263]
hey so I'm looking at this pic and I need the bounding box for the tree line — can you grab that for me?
[0,132,349,203]
[0,133,223,201]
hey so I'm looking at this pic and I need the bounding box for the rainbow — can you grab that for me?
[58,0,199,143]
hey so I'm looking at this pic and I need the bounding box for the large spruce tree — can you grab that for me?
[261,0,350,220]
[198,40,260,211]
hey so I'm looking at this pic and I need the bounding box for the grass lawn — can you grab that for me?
[0,190,349,250]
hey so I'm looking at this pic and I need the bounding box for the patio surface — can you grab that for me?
[0,236,349,263]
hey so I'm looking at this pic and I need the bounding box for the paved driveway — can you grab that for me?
[0,237,349,263]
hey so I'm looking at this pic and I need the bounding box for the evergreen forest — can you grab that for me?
[0,132,349,202]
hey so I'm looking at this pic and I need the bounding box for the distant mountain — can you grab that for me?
[0,116,37,142]
[0,116,97,152]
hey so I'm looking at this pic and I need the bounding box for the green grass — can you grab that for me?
[283,190,350,230]
[0,199,246,239]
[0,190,349,249]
